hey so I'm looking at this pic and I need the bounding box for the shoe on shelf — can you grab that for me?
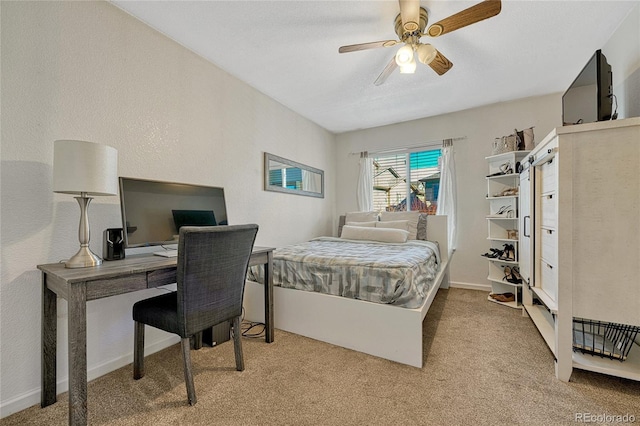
[511,267,524,283]
[489,206,515,218]
[490,293,515,303]
[481,248,503,258]
[502,266,512,281]
[500,163,513,175]
[498,244,516,261]
[502,264,522,284]
[486,162,513,177]
[493,187,519,197]
[495,205,509,215]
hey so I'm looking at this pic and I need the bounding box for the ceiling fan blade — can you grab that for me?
[428,50,453,76]
[339,40,398,53]
[427,0,501,37]
[374,57,398,86]
[399,0,420,33]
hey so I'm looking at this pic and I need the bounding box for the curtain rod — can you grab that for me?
[348,136,465,156]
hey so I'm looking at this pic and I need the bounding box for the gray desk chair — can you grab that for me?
[132,224,259,405]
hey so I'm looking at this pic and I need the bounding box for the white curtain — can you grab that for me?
[436,143,457,250]
[301,169,319,193]
[356,152,373,212]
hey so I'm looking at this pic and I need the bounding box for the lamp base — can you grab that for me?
[65,246,103,268]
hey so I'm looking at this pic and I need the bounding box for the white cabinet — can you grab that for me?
[536,152,559,305]
[484,151,530,308]
[518,165,532,290]
[522,118,640,382]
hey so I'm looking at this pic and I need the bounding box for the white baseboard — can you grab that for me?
[0,336,179,419]
[449,281,492,292]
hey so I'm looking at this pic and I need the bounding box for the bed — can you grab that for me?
[243,214,450,367]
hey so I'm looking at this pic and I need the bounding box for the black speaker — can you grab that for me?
[103,228,125,261]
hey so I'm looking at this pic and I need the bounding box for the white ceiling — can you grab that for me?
[110,1,636,134]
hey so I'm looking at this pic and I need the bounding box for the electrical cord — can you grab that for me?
[241,321,266,338]
[610,94,618,120]
[240,307,265,338]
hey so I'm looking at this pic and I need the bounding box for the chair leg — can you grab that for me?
[181,337,197,405]
[133,321,145,380]
[193,331,203,350]
[232,316,244,371]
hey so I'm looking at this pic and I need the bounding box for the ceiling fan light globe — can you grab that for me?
[399,58,417,74]
[395,44,414,67]
[417,43,437,65]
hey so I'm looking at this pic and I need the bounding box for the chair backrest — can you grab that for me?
[176,224,258,337]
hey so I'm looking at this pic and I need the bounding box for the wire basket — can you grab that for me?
[573,318,639,362]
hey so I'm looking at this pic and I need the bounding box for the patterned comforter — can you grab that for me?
[251,237,440,308]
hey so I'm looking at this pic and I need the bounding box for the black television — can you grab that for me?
[119,177,228,248]
[562,49,613,126]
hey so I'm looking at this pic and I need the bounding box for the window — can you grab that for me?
[372,148,441,214]
[269,167,302,190]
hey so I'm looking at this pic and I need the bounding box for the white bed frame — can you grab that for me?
[243,215,450,368]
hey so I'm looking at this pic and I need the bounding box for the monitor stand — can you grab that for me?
[153,249,177,258]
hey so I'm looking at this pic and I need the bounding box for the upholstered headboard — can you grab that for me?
[338,215,346,237]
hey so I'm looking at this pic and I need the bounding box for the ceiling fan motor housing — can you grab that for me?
[394,7,429,41]
[338,0,503,83]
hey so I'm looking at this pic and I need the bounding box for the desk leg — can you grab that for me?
[264,251,274,343]
[41,273,57,407]
[68,283,88,426]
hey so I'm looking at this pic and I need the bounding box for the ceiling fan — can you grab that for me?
[338,0,502,85]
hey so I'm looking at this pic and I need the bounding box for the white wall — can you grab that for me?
[335,94,562,289]
[0,1,335,416]
[603,3,640,119]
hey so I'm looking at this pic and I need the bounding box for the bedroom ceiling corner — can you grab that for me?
[110,1,637,134]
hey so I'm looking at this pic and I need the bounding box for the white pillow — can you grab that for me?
[345,211,378,223]
[376,220,409,231]
[380,211,420,240]
[346,221,377,227]
[340,225,409,243]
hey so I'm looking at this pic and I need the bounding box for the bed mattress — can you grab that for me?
[251,237,440,308]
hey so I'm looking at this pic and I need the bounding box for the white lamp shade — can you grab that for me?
[395,44,414,67]
[400,58,417,74]
[53,140,118,196]
[417,43,437,65]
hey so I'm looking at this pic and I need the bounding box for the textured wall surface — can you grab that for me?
[1,1,335,416]
[603,4,640,119]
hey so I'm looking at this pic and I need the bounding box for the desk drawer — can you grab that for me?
[540,193,556,228]
[540,259,557,302]
[540,159,557,194]
[540,228,557,266]
[87,274,147,300]
[148,268,177,288]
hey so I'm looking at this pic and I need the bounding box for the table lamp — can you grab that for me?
[53,140,118,268]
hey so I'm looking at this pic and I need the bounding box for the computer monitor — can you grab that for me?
[119,177,228,248]
[172,209,217,230]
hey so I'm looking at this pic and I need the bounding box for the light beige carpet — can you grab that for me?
[3,288,639,425]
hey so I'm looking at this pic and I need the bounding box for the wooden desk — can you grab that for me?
[37,246,274,426]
